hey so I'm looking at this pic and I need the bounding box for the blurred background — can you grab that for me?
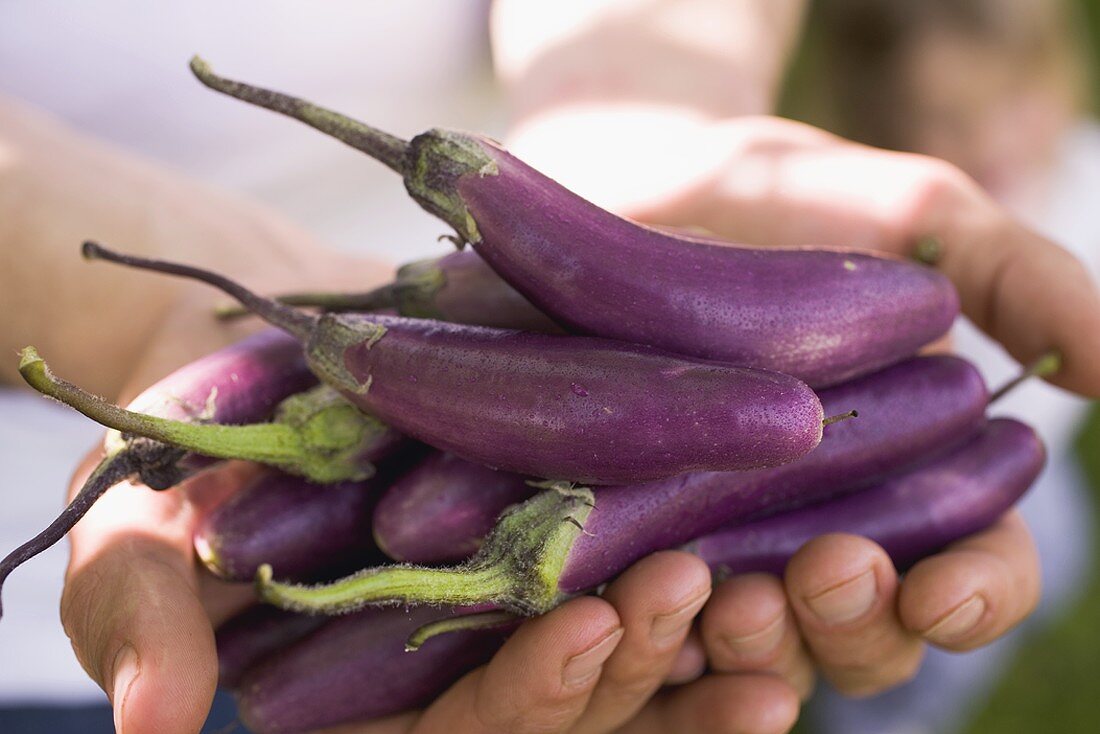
[1,1,1098,732]
[782,3,1100,730]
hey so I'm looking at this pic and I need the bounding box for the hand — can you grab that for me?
[64,454,800,734]
[631,117,1059,698]
[699,513,1038,699]
[508,113,1070,708]
[251,552,799,734]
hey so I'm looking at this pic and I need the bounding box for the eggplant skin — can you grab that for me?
[235,606,510,733]
[372,452,536,563]
[123,329,317,487]
[692,418,1044,575]
[195,471,385,583]
[126,329,313,425]
[558,355,987,592]
[458,140,959,389]
[216,606,325,690]
[320,313,824,485]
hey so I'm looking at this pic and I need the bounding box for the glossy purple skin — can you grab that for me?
[124,329,316,487]
[690,419,1044,576]
[331,314,824,484]
[557,355,988,591]
[373,452,537,563]
[236,606,512,733]
[216,606,325,690]
[423,250,559,331]
[457,141,959,388]
[195,471,386,582]
[126,329,310,419]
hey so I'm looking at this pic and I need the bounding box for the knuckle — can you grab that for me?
[826,643,925,698]
[601,667,662,703]
[894,154,978,237]
[476,683,581,734]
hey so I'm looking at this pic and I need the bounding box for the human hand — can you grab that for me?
[637,118,1056,700]
[262,552,799,734]
[698,512,1038,699]
[64,450,800,734]
[505,113,1072,708]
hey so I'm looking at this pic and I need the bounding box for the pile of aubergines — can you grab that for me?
[1,59,1047,734]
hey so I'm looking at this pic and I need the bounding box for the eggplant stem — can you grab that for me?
[257,562,513,615]
[912,236,944,265]
[189,56,409,176]
[215,283,397,322]
[989,350,1062,403]
[0,453,135,619]
[256,486,596,616]
[83,241,316,342]
[822,409,859,427]
[405,610,519,652]
[19,350,377,483]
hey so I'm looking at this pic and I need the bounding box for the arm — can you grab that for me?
[492,0,808,214]
[0,95,374,398]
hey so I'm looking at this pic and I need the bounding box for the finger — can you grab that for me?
[701,573,815,699]
[664,630,706,685]
[931,211,1100,397]
[412,596,623,734]
[784,534,925,697]
[63,452,218,734]
[899,510,1041,651]
[572,551,711,734]
[622,673,800,734]
[694,127,1100,397]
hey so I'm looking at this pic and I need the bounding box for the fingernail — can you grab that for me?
[805,569,877,625]
[111,644,140,734]
[650,591,710,646]
[563,627,623,687]
[723,612,786,659]
[924,595,986,644]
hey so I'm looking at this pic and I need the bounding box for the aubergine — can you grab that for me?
[188,57,958,389]
[252,356,988,615]
[82,242,829,485]
[689,419,1044,575]
[0,330,316,617]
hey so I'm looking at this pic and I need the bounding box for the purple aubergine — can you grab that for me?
[188,58,959,388]
[373,452,537,563]
[255,355,988,616]
[195,471,388,582]
[235,606,513,733]
[0,330,315,617]
[216,606,327,690]
[690,419,1043,576]
[20,346,407,485]
[225,249,559,332]
[83,243,827,485]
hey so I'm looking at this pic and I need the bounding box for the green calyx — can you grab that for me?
[404,129,497,245]
[18,347,384,484]
[391,257,448,319]
[305,313,387,395]
[256,483,596,616]
[268,385,388,481]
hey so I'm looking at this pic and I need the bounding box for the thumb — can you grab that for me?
[63,450,219,734]
[63,535,219,734]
